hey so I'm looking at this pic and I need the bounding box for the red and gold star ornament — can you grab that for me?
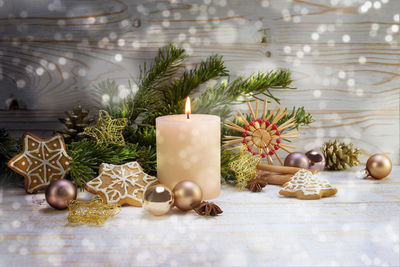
[224,100,298,165]
[8,133,71,193]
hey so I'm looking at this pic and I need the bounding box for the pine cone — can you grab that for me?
[193,201,223,216]
[246,178,267,192]
[58,105,94,143]
[322,140,360,170]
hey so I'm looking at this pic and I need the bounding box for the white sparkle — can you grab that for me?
[114,54,123,62]
[342,34,351,42]
[311,32,319,40]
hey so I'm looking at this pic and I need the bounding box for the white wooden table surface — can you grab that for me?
[1,167,399,266]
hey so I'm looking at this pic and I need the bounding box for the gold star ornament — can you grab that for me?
[84,162,159,206]
[83,110,128,146]
[8,133,71,193]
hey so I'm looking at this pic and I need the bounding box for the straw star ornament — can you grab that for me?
[84,110,128,146]
[223,100,298,165]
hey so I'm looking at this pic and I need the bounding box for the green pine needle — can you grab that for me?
[68,139,156,189]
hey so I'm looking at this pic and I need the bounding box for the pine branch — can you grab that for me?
[139,44,186,90]
[193,69,293,121]
[95,45,186,124]
[221,149,238,184]
[0,129,24,187]
[68,140,156,188]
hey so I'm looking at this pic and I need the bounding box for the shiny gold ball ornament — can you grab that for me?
[173,180,203,211]
[45,179,77,210]
[284,152,310,169]
[143,184,174,216]
[366,154,392,179]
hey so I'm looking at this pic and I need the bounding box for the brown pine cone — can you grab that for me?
[246,178,267,192]
[193,201,223,216]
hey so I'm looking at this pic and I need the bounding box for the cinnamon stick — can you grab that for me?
[257,163,317,175]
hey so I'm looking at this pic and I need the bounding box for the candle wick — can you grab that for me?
[187,113,190,119]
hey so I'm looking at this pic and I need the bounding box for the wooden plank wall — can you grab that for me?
[0,0,399,163]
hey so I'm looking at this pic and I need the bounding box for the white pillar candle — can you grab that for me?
[156,114,221,200]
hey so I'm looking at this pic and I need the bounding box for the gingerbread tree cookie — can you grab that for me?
[279,169,337,200]
[8,133,71,193]
[85,162,158,206]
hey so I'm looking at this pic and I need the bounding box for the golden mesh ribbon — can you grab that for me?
[67,196,121,226]
[229,145,261,190]
[83,110,128,146]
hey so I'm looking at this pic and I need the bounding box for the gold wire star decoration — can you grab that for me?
[224,100,298,165]
[229,145,261,190]
[83,110,128,146]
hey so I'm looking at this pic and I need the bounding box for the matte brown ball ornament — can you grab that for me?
[143,184,174,216]
[366,154,392,179]
[284,152,310,169]
[306,149,326,171]
[173,180,203,211]
[45,179,77,210]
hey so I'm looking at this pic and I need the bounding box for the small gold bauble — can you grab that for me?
[143,184,174,216]
[366,153,392,179]
[173,180,203,211]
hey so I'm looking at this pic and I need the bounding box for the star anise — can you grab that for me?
[246,178,267,192]
[192,201,223,216]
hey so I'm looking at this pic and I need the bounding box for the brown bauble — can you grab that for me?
[172,180,203,211]
[45,179,77,210]
[366,154,392,179]
[306,149,326,171]
[284,152,310,169]
[143,184,174,216]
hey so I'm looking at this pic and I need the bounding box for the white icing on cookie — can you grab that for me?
[283,169,334,195]
[85,162,158,205]
[9,134,71,193]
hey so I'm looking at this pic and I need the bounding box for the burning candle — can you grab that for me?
[156,97,221,199]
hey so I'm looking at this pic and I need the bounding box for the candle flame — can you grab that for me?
[185,96,191,118]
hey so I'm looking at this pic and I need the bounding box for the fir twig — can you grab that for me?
[193,69,293,121]
[0,129,24,187]
[68,139,156,188]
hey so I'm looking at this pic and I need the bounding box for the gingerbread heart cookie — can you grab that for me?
[279,169,337,200]
[84,162,158,206]
[8,132,71,193]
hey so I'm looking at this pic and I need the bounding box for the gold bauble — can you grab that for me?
[173,180,203,211]
[143,184,174,216]
[366,154,392,179]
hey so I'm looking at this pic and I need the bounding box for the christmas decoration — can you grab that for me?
[84,162,158,207]
[83,110,128,147]
[365,154,392,179]
[257,172,292,186]
[172,180,203,211]
[279,169,338,200]
[223,100,298,165]
[229,145,261,190]
[193,201,223,216]
[258,163,317,175]
[58,105,94,143]
[143,184,174,216]
[322,140,360,170]
[8,133,71,193]
[1,44,312,189]
[45,179,77,210]
[305,149,325,171]
[67,196,121,226]
[284,152,309,169]
[68,140,156,189]
[245,178,267,192]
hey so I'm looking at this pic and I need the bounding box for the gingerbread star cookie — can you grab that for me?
[84,162,158,206]
[8,133,71,193]
[279,169,338,200]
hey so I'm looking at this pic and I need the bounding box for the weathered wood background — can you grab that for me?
[0,0,399,163]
